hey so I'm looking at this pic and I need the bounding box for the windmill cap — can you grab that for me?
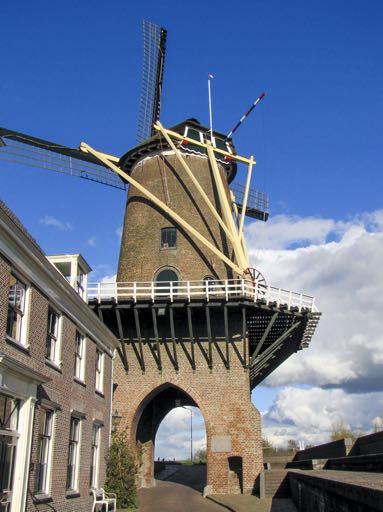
[119,119,238,182]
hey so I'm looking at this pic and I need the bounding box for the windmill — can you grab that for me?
[0,21,320,494]
[0,19,268,283]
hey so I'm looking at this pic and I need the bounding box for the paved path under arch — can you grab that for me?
[138,465,224,512]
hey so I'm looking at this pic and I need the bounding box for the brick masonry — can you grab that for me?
[113,340,263,495]
[0,254,112,512]
[114,148,263,495]
[118,153,236,282]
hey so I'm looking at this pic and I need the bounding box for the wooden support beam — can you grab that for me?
[179,339,196,370]
[205,306,213,369]
[251,312,279,363]
[81,142,243,276]
[187,306,196,370]
[151,308,162,370]
[250,320,302,371]
[156,121,237,247]
[116,347,128,371]
[231,190,249,263]
[206,144,248,270]
[133,307,145,371]
[153,123,255,165]
[238,156,254,239]
[242,307,247,367]
[115,308,129,370]
[163,340,179,371]
[224,305,230,368]
[169,307,179,371]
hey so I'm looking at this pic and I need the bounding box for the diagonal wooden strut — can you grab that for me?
[206,144,248,270]
[155,121,239,249]
[250,320,302,372]
[81,142,243,276]
[251,312,279,364]
[238,156,254,239]
[152,124,254,165]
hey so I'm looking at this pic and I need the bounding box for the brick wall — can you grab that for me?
[0,254,112,512]
[113,339,263,495]
[118,153,236,282]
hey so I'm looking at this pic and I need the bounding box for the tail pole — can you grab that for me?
[227,92,266,139]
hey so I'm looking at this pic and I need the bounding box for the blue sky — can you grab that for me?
[1,1,383,457]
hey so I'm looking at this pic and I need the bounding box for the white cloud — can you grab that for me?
[246,210,383,393]
[87,236,96,247]
[245,210,383,445]
[39,215,72,231]
[89,264,116,283]
[115,226,123,239]
[155,407,206,460]
[150,211,383,452]
[262,387,383,448]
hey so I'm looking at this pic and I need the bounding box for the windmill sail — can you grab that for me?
[231,183,269,221]
[137,20,167,142]
[0,127,126,191]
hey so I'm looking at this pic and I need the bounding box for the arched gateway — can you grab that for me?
[88,119,320,495]
[120,376,261,494]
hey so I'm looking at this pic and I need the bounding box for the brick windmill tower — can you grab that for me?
[0,21,320,495]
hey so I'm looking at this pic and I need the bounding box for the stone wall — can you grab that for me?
[289,470,383,512]
[349,430,383,456]
[293,438,352,461]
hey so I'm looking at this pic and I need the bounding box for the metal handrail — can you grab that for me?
[87,279,316,312]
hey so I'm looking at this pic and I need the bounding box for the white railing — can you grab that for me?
[87,279,317,312]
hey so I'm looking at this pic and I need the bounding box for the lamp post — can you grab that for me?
[182,406,193,463]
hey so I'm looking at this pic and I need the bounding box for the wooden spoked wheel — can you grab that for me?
[243,267,267,291]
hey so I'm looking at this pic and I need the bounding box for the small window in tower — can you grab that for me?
[161,227,177,249]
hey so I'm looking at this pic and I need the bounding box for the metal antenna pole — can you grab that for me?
[227,92,266,139]
[190,408,193,463]
[208,74,214,141]
[182,406,193,462]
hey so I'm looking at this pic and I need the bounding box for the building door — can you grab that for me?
[0,394,20,512]
[0,434,17,512]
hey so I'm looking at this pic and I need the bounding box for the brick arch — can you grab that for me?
[130,381,210,446]
[113,350,263,493]
[128,381,210,489]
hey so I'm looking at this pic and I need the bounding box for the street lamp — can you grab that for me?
[182,406,193,463]
[112,408,122,432]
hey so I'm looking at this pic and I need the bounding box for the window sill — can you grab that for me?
[95,389,104,398]
[65,490,80,499]
[45,359,62,373]
[6,336,30,354]
[160,247,177,251]
[74,376,86,387]
[33,493,53,504]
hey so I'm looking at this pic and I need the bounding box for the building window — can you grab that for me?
[66,417,81,491]
[160,227,177,249]
[6,274,27,344]
[35,409,54,495]
[155,268,179,284]
[46,308,60,364]
[89,423,101,488]
[0,393,20,431]
[74,332,86,381]
[95,350,104,394]
[76,269,86,299]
